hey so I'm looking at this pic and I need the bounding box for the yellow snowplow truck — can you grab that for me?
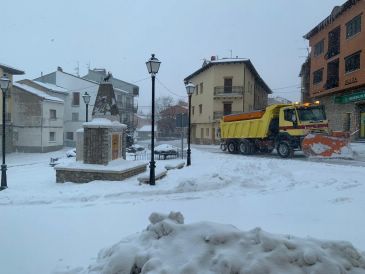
[220,103,351,158]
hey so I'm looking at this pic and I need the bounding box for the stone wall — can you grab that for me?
[83,127,110,164]
[320,95,364,139]
[56,164,147,183]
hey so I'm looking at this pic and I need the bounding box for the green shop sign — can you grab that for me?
[334,89,365,104]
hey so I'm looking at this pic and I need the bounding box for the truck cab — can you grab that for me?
[276,103,329,157]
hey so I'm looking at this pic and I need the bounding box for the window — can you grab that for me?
[195,85,199,95]
[206,128,209,137]
[345,51,361,73]
[72,92,80,106]
[313,40,324,56]
[50,109,56,120]
[284,109,296,122]
[224,78,232,93]
[200,83,203,94]
[326,59,339,89]
[199,104,202,114]
[49,132,55,142]
[72,112,79,121]
[313,68,323,84]
[346,15,361,39]
[66,132,74,140]
[223,103,232,115]
[327,26,340,58]
[200,128,204,138]
[192,106,195,115]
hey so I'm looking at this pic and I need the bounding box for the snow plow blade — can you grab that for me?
[302,132,353,158]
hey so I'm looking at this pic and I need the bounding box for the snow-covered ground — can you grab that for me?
[0,144,365,273]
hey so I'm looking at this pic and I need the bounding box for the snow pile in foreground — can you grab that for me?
[67,212,365,274]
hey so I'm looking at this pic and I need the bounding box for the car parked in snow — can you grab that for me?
[126,144,145,154]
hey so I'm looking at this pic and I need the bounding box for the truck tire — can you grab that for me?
[277,141,293,158]
[227,141,237,154]
[220,143,227,151]
[239,140,250,155]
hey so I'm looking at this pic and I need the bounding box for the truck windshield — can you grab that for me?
[296,106,326,122]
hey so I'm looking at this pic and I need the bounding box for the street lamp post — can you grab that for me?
[185,82,195,166]
[0,75,10,191]
[146,54,161,186]
[82,92,91,122]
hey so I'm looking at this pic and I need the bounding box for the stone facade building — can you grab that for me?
[303,0,365,139]
[12,82,64,152]
[184,57,272,144]
[0,63,25,152]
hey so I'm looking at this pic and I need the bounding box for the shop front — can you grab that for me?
[334,89,365,140]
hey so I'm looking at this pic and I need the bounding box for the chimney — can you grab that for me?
[57,66,63,72]
[211,56,216,61]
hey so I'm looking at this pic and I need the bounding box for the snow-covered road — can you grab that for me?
[0,144,364,273]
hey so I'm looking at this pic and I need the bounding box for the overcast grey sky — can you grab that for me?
[2,0,344,109]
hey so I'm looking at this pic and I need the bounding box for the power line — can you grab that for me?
[132,77,150,84]
[156,77,186,98]
[272,84,301,90]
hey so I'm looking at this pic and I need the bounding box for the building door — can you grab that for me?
[223,103,232,115]
[224,78,232,93]
[112,134,120,160]
[360,112,365,139]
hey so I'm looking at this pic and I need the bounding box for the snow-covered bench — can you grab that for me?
[165,161,185,170]
[137,170,167,184]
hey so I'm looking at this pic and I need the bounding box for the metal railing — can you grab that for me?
[214,86,244,96]
[128,149,187,161]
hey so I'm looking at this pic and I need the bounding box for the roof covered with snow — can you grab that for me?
[184,58,272,94]
[13,83,64,103]
[0,62,25,75]
[32,80,69,94]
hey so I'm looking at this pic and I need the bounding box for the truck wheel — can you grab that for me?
[277,141,293,158]
[220,143,227,151]
[239,140,250,155]
[227,141,237,154]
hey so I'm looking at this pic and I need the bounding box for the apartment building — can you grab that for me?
[0,63,25,152]
[184,57,272,144]
[34,67,99,147]
[304,0,365,139]
[12,82,64,152]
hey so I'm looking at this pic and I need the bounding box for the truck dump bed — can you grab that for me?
[223,110,264,122]
[220,104,288,139]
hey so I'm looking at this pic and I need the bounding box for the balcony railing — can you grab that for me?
[213,111,242,120]
[214,86,244,96]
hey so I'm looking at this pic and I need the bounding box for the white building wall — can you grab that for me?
[42,100,64,149]
[54,71,99,146]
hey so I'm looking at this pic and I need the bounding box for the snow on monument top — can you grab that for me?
[83,118,126,129]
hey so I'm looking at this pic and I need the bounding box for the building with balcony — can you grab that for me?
[303,0,365,139]
[0,63,25,152]
[184,57,272,144]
